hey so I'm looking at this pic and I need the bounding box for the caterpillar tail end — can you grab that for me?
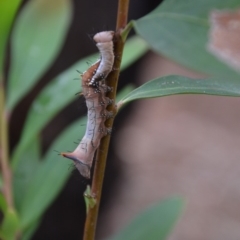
[61,152,91,179]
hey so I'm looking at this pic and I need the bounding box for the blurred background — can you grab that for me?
[7,0,240,239]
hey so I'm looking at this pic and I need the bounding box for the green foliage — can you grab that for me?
[13,137,40,211]
[7,0,73,111]
[0,208,19,240]
[133,0,240,79]
[0,0,21,75]
[119,76,240,106]
[0,194,19,240]
[1,0,240,239]
[108,197,184,240]
[18,118,86,229]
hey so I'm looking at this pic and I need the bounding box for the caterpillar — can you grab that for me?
[88,31,115,87]
[61,32,115,178]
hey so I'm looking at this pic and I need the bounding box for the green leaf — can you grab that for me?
[116,85,135,103]
[121,36,148,70]
[18,117,86,229]
[0,193,7,214]
[119,75,240,106]
[108,197,184,240]
[0,174,4,195]
[7,0,73,111]
[0,0,21,75]
[12,36,145,168]
[13,137,41,211]
[21,220,40,240]
[0,207,19,240]
[0,194,19,240]
[121,21,134,42]
[133,0,240,78]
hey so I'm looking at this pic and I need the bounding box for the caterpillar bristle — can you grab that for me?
[75,91,82,96]
[76,70,82,74]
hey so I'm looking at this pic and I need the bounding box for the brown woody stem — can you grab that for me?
[83,0,130,239]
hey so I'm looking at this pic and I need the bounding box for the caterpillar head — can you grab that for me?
[93,31,114,43]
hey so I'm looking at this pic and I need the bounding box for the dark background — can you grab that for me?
[8,0,162,239]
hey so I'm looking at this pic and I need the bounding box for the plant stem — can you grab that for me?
[0,76,14,209]
[116,0,130,29]
[83,0,129,239]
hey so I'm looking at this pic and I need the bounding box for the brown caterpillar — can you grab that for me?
[88,31,115,87]
[61,61,113,178]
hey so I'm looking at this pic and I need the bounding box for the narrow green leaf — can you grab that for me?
[12,36,144,168]
[0,193,7,214]
[19,117,86,229]
[116,85,135,103]
[119,75,240,106]
[133,0,240,78]
[7,0,72,111]
[13,137,41,211]
[121,36,148,70]
[150,0,240,18]
[0,0,21,75]
[21,220,40,240]
[108,197,184,240]
[121,21,134,42]
[0,174,4,196]
[0,208,19,240]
